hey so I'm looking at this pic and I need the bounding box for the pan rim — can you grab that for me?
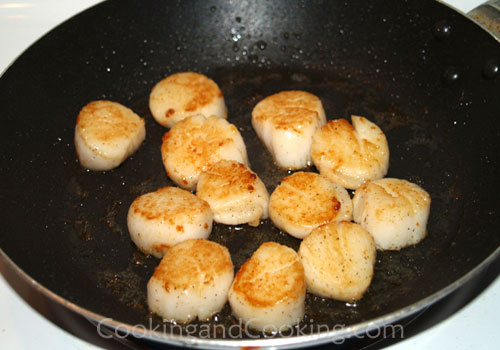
[1,0,500,348]
[436,0,500,42]
[1,245,499,349]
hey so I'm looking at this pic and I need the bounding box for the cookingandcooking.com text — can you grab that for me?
[95,318,404,343]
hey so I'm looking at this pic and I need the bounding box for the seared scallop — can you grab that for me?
[196,160,269,227]
[161,115,248,190]
[74,100,145,171]
[298,221,376,301]
[228,242,305,332]
[269,172,352,239]
[147,239,234,323]
[149,72,227,128]
[251,90,326,169]
[352,178,431,250]
[311,116,389,190]
[127,187,213,258]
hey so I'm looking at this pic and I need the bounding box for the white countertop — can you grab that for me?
[1,0,499,349]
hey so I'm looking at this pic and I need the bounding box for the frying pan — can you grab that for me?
[1,0,500,348]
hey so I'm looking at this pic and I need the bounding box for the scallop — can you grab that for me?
[127,187,213,258]
[352,178,431,250]
[298,221,376,301]
[251,90,326,169]
[147,239,234,323]
[228,242,305,332]
[161,115,248,190]
[74,100,145,171]
[196,160,269,227]
[311,116,389,190]
[269,171,352,239]
[149,72,227,128]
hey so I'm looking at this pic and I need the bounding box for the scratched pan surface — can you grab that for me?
[1,0,500,348]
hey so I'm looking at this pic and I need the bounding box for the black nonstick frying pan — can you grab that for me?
[1,0,500,348]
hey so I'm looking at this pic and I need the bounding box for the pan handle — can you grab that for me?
[468,0,500,40]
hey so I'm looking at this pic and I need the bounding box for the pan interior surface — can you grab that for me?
[0,0,500,345]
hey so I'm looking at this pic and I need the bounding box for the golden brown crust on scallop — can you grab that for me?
[130,187,210,223]
[310,116,389,189]
[256,108,318,134]
[369,180,430,218]
[252,91,324,134]
[312,119,381,172]
[199,160,258,197]
[152,239,233,293]
[253,91,321,118]
[352,178,431,250]
[354,178,430,225]
[299,221,376,301]
[76,100,145,152]
[269,172,349,231]
[150,72,223,115]
[161,115,247,189]
[231,242,305,308]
